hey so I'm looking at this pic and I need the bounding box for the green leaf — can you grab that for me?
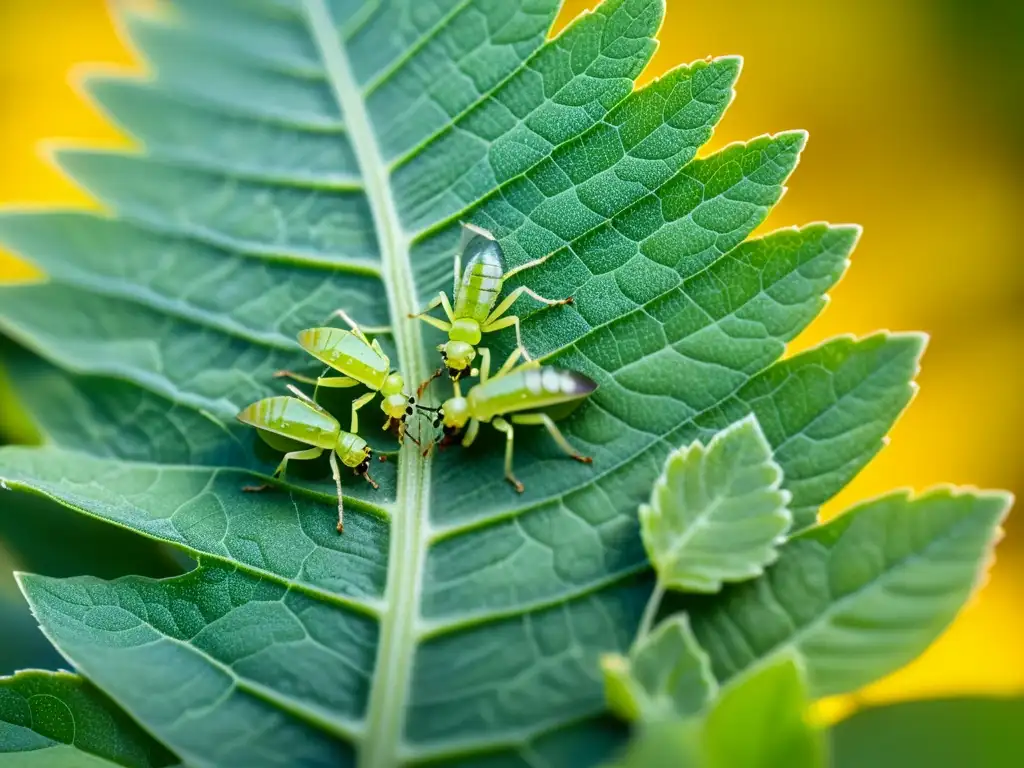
[601,615,717,722]
[831,696,1024,768]
[685,488,1012,698]
[606,656,822,768]
[603,720,703,768]
[0,349,40,447]
[0,0,941,764]
[696,332,924,530]
[0,670,177,767]
[702,656,824,768]
[639,415,791,593]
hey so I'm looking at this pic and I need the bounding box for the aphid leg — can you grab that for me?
[329,451,345,534]
[461,418,481,448]
[497,346,525,377]
[326,308,391,339]
[476,347,492,383]
[416,367,444,399]
[512,413,593,464]
[349,391,377,434]
[282,384,331,414]
[408,292,455,328]
[403,424,422,447]
[275,371,359,388]
[485,284,572,324]
[273,446,325,480]
[438,291,456,322]
[360,467,380,490]
[501,248,560,280]
[484,285,572,356]
[491,417,524,493]
[481,313,529,359]
[242,483,271,493]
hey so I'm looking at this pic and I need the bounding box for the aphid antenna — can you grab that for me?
[460,220,495,240]
[285,383,328,414]
[417,365,444,399]
[311,364,331,403]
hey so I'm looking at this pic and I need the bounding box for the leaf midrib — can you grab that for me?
[302,3,432,766]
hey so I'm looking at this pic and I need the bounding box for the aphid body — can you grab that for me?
[428,349,595,492]
[411,223,572,382]
[275,310,414,438]
[237,391,377,533]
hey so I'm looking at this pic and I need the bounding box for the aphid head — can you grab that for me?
[336,432,371,468]
[436,396,470,431]
[357,447,372,474]
[440,340,476,380]
[381,371,405,397]
[381,392,412,420]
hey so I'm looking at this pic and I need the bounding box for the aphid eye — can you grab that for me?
[407,396,415,404]
[406,406,413,416]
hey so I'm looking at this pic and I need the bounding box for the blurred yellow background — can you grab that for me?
[1,0,1020,710]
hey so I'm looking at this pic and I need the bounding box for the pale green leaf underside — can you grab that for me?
[0,0,935,765]
[605,657,821,768]
[701,656,823,768]
[601,614,717,722]
[640,414,791,592]
[0,670,176,767]
[685,488,1012,698]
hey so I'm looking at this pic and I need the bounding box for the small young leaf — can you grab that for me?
[0,670,178,767]
[601,615,718,722]
[687,487,1013,697]
[607,656,823,768]
[640,415,792,592]
[702,656,825,768]
[603,720,703,768]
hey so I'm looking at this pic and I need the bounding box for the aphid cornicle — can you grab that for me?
[274,309,416,441]
[237,385,378,533]
[410,222,572,385]
[422,348,595,493]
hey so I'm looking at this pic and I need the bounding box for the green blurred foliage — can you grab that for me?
[832,697,1024,768]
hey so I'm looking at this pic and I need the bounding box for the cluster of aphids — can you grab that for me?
[236,224,595,533]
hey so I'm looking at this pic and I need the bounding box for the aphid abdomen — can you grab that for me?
[469,366,597,421]
[257,430,307,453]
[454,236,505,323]
[297,327,389,390]
[237,396,340,449]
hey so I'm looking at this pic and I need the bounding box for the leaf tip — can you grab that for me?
[778,128,810,153]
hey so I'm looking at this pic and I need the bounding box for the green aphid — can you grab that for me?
[422,348,596,493]
[275,309,416,441]
[237,384,378,533]
[410,222,572,386]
